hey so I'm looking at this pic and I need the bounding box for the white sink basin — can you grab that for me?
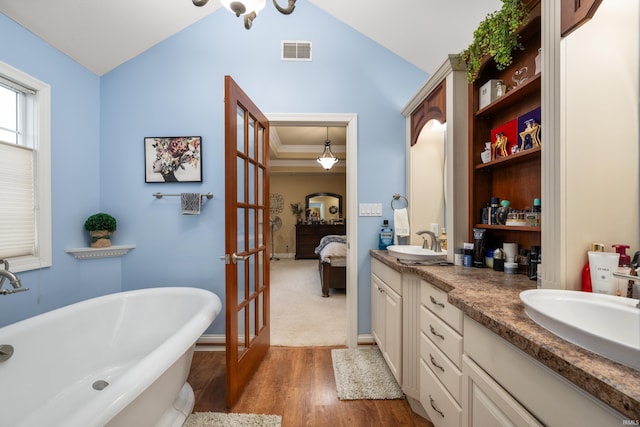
[520,289,640,370]
[386,245,447,263]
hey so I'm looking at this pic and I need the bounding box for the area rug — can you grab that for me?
[331,347,404,400]
[184,412,282,427]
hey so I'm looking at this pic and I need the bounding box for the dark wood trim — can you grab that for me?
[561,0,604,37]
[410,80,446,146]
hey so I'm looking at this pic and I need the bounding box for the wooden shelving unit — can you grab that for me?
[468,1,542,251]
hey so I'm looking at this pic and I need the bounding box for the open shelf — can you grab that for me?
[475,146,541,171]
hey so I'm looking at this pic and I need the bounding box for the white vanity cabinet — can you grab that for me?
[419,280,463,427]
[371,258,402,383]
[463,316,625,427]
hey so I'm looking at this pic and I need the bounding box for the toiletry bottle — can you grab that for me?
[463,242,474,267]
[378,220,393,250]
[589,250,620,295]
[493,247,504,272]
[532,198,541,227]
[485,249,494,269]
[612,244,631,297]
[581,243,604,292]
[517,249,529,275]
[472,228,486,267]
[529,246,540,281]
[489,197,499,225]
[438,228,448,251]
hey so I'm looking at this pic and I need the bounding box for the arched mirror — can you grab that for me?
[305,192,342,222]
[410,119,446,246]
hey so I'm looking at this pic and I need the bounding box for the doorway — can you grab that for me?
[267,113,358,348]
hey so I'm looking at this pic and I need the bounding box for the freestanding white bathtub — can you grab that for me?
[0,287,222,427]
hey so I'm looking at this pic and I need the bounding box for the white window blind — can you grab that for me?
[0,141,35,259]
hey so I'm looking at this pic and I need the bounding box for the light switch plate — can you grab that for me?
[359,203,383,216]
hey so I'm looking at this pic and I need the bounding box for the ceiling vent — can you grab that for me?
[281,41,312,61]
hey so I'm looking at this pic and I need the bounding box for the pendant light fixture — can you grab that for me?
[317,127,338,171]
[192,0,296,30]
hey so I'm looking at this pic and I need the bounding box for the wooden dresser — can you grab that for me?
[295,223,346,259]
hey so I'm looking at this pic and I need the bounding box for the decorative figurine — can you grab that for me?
[493,132,509,159]
[518,119,541,151]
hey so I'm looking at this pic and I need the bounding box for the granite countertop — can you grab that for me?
[370,250,640,420]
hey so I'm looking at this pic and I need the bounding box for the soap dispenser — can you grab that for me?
[612,244,631,296]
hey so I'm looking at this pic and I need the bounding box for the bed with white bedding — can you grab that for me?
[314,235,347,297]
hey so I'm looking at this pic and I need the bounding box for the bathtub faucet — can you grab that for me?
[0,260,28,295]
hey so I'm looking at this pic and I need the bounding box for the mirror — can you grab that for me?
[305,192,342,223]
[410,119,446,246]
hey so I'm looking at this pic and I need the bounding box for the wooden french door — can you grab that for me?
[223,75,270,407]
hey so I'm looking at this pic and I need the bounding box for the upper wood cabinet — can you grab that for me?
[561,0,603,37]
[468,1,542,251]
[410,81,445,147]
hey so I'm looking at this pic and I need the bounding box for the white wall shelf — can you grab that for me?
[64,245,136,260]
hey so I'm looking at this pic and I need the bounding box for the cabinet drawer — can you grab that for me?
[420,358,462,427]
[371,259,402,295]
[421,280,463,333]
[421,331,462,404]
[421,305,463,368]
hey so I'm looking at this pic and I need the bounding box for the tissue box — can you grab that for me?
[479,79,503,109]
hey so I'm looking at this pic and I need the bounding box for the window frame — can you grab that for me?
[0,61,51,273]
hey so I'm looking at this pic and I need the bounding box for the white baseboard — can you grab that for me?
[270,253,295,259]
[196,334,374,350]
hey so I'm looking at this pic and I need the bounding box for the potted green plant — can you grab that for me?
[84,213,117,248]
[290,202,304,223]
[460,0,530,83]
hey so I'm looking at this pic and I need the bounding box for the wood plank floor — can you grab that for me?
[188,347,434,427]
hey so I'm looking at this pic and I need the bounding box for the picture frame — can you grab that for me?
[144,136,202,183]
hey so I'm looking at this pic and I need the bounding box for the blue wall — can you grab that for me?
[0,4,427,335]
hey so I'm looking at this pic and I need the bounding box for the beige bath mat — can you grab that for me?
[331,347,404,400]
[184,412,282,427]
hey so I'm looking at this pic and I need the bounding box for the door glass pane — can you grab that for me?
[249,253,256,295]
[237,157,245,204]
[258,209,264,247]
[257,167,264,206]
[236,105,245,152]
[249,298,256,344]
[237,207,245,251]
[248,162,255,205]
[238,259,246,305]
[238,307,247,356]
[248,208,255,250]
[248,117,255,160]
[257,125,264,164]
[258,290,264,331]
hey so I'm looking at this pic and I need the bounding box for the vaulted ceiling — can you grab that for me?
[0,0,501,173]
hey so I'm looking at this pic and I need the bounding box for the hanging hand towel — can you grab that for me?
[181,193,201,215]
[394,208,410,238]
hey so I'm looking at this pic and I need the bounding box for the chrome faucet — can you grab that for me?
[0,260,28,295]
[415,230,442,252]
[613,270,640,308]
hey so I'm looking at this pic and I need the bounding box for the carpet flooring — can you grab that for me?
[331,347,405,400]
[184,412,282,427]
[270,258,346,346]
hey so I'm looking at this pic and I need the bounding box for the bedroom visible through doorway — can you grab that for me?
[268,113,357,347]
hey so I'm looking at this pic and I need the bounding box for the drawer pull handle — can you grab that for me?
[429,324,445,340]
[430,295,445,308]
[429,353,445,372]
[429,394,445,418]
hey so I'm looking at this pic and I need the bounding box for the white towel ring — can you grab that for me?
[391,194,408,210]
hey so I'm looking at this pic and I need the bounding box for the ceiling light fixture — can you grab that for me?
[317,127,338,171]
[192,0,296,30]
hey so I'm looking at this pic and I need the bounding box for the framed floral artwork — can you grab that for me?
[144,136,202,183]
